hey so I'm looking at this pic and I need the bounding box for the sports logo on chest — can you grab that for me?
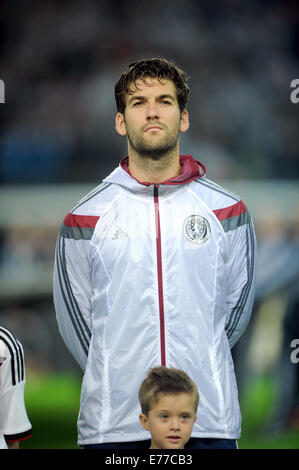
[183,214,211,244]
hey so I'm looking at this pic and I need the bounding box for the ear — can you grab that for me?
[179,109,189,133]
[115,112,127,136]
[139,413,150,431]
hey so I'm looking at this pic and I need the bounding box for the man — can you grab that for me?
[53,58,256,449]
[0,326,32,449]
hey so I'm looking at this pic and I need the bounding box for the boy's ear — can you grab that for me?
[139,413,150,431]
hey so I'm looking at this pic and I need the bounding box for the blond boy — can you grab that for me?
[139,366,199,449]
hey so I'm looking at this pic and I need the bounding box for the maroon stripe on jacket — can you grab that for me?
[63,213,100,228]
[213,200,247,221]
[154,185,166,366]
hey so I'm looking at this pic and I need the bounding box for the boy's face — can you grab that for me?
[139,392,196,449]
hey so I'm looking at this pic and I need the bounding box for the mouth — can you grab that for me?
[144,125,163,132]
[166,435,181,444]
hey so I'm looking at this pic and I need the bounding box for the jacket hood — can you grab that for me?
[103,155,206,193]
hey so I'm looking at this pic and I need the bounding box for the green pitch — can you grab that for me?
[22,372,81,449]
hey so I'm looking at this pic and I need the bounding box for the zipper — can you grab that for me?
[154,184,166,366]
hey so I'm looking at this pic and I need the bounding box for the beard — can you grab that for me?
[126,125,180,161]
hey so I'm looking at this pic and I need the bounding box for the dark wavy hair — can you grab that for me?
[115,58,190,114]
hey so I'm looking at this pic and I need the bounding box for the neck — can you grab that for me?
[128,146,181,184]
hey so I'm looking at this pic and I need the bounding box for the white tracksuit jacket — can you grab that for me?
[53,155,256,445]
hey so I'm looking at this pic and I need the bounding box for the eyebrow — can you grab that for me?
[128,94,176,105]
[156,408,192,413]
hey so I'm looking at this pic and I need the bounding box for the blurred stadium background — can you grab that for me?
[0,0,298,449]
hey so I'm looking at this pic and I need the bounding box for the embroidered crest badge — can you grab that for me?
[184,215,210,244]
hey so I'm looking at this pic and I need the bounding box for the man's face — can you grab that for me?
[116,78,189,160]
[139,392,196,449]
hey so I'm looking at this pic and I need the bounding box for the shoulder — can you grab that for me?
[191,176,251,233]
[192,176,241,208]
[0,326,23,356]
[0,326,25,386]
[58,181,118,240]
[70,181,115,216]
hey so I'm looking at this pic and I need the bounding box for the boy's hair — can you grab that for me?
[114,57,190,114]
[139,366,199,416]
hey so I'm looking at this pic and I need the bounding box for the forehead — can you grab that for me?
[153,392,195,410]
[126,78,177,101]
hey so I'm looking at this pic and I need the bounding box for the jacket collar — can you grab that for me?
[119,155,206,186]
[103,155,206,195]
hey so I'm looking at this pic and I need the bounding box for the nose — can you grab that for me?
[145,101,159,120]
[170,418,180,431]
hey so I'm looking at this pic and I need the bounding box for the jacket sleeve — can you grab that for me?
[223,208,257,349]
[53,215,94,370]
